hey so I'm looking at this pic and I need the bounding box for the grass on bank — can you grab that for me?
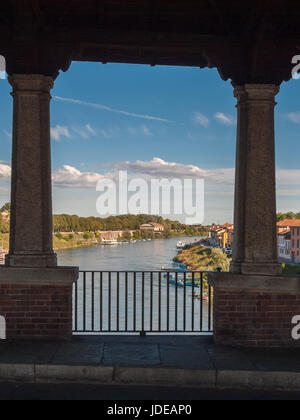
[173,245,232,272]
[282,263,300,275]
[174,244,300,276]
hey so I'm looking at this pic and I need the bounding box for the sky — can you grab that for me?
[0,62,300,224]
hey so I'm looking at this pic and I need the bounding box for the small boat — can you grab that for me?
[194,292,209,300]
[164,272,195,282]
[168,278,184,287]
[176,241,187,249]
[100,238,118,245]
[161,266,186,272]
[172,262,187,269]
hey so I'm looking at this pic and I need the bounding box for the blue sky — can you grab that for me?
[0,62,300,224]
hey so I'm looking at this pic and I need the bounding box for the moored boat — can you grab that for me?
[176,240,187,249]
[100,238,118,245]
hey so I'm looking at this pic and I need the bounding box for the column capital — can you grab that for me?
[8,74,54,94]
[234,84,280,104]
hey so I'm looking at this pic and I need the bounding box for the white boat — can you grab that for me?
[176,241,187,249]
[100,238,118,245]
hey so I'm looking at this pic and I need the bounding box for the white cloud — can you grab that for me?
[72,124,97,139]
[52,165,108,189]
[194,112,210,128]
[72,127,89,139]
[100,128,116,139]
[214,112,235,125]
[0,164,11,182]
[141,125,152,136]
[54,96,174,123]
[51,125,71,141]
[85,123,97,136]
[276,169,300,186]
[1,159,299,194]
[104,157,235,185]
[52,124,97,141]
[287,112,300,124]
[128,126,152,136]
[3,130,12,139]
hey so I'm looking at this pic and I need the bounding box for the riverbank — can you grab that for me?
[0,232,205,252]
[0,232,98,252]
[173,244,231,271]
[174,243,300,274]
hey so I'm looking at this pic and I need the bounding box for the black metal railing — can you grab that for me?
[73,271,213,334]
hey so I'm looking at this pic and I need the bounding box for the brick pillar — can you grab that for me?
[0,74,78,341]
[208,84,300,348]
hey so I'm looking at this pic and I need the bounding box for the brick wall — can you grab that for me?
[0,282,73,340]
[213,289,300,348]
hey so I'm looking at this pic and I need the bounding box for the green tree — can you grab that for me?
[0,202,10,212]
[122,230,132,241]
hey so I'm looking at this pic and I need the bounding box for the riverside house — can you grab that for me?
[209,223,234,249]
[277,220,300,263]
[140,222,164,233]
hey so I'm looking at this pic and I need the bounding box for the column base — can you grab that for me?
[5,253,58,268]
[0,266,78,341]
[208,272,300,348]
[230,261,282,276]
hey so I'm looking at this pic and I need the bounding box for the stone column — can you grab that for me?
[6,74,57,268]
[231,84,281,276]
[0,74,78,341]
[208,84,300,348]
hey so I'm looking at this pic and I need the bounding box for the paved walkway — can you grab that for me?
[0,335,300,392]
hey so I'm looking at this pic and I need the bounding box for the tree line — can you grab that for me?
[277,212,300,221]
[0,202,206,236]
[52,213,205,235]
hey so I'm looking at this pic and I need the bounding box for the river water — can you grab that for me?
[56,236,201,271]
[57,237,212,334]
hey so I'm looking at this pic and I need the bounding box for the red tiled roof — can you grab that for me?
[220,222,233,228]
[277,219,300,227]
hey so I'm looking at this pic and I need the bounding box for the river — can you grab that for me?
[56,237,212,334]
[56,236,201,271]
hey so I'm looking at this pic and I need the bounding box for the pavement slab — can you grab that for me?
[0,336,300,392]
[52,342,104,365]
[103,343,161,366]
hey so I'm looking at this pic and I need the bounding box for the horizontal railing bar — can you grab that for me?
[73,330,213,333]
[78,270,210,274]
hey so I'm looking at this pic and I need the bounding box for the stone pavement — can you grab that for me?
[0,335,300,392]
